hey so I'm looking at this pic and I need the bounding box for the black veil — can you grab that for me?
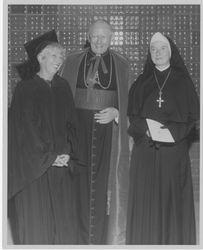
[127,33,199,140]
[142,35,192,82]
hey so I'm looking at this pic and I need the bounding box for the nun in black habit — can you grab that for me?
[8,30,78,244]
[126,32,199,244]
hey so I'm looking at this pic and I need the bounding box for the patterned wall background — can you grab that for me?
[7,4,200,201]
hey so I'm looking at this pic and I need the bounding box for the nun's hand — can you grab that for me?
[94,107,119,124]
[146,129,151,137]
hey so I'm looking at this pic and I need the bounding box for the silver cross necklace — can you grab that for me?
[153,68,171,108]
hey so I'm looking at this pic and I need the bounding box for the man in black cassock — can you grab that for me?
[8,30,78,244]
[59,20,132,244]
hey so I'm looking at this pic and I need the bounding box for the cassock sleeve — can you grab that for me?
[8,82,57,199]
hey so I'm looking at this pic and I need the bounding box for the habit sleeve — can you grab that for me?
[127,76,148,143]
[160,77,200,143]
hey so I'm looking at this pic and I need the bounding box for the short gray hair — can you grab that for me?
[87,19,114,41]
[39,42,65,57]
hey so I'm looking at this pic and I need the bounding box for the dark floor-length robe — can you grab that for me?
[126,66,199,245]
[8,74,78,244]
[60,48,131,244]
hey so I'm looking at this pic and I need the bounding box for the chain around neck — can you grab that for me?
[83,51,112,90]
[153,68,171,92]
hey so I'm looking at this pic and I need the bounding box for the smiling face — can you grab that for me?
[37,44,64,79]
[88,21,113,55]
[150,41,171,69]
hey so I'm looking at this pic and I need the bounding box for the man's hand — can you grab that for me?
[52,154,70,167]
[94,107,119,124]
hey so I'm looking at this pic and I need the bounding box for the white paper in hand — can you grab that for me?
[146,118,175,143]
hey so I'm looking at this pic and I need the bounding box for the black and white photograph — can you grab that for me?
[1,0,202,248]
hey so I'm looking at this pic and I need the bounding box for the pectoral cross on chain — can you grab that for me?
[153,69,171,109]
[156,91,164,108]
[86,75,96,102]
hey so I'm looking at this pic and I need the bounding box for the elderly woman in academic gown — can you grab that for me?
[126,32,199,244]
[8,30,78,244]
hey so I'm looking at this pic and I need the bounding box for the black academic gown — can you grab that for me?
[8,74,78,244]
[126,67,199,244]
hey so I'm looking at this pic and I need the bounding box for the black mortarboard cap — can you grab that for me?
[24,30,58,62]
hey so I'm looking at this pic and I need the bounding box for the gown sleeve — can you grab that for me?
[52,76,79,174]
[8,81,57,199]
[64,81,78,159]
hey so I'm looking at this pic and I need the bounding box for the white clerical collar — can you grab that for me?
[155,64,170,72]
